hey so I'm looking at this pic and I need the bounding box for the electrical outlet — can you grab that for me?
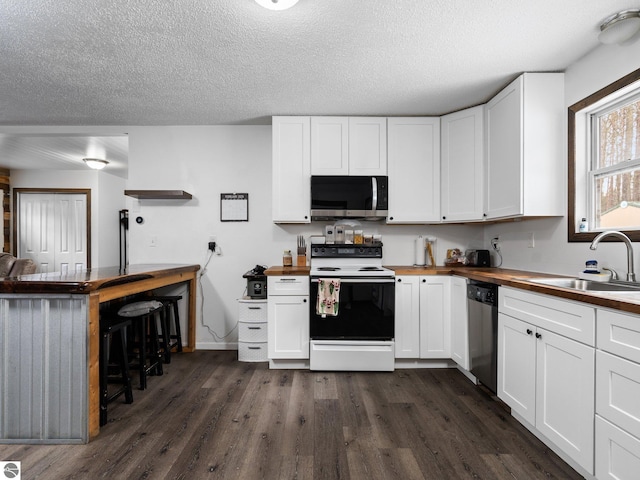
[528,232,535,248]
[208,236,217,251]
[491,237,500,251]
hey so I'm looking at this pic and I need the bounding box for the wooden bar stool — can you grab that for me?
[150,295,183,363]
[100,316,134,426]
[118,300,165,390]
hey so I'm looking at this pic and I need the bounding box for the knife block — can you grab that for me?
[297,254,307,267]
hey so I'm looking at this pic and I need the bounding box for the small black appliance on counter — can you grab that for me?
[243,265,267,299]
[466,249,491,267]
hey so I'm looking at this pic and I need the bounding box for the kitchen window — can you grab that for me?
[569,67,640,241]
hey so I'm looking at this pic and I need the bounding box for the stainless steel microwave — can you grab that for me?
[310,175,388,221]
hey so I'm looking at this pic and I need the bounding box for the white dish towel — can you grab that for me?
[316,278,341,317]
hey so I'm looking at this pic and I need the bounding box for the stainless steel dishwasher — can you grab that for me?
[466,280,498,393]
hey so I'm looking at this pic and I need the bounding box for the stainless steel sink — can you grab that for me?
[518,277,640,292]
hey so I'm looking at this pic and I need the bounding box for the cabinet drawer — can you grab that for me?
[238,321,268,343]
[268,276,309,295]
[238,342,268,362]
[596,350,640,439]
[238,300,267,322]
[595,415,640,480]
[597,308,640,363]
[499,287,595,345]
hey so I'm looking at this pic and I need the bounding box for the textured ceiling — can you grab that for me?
[0,0,638,173]
[1,0,637,126]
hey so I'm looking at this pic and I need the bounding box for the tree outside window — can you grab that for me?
[592,97,640,230]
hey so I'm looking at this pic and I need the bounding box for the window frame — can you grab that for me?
[568,67,640,242]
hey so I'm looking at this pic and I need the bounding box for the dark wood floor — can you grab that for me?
[0,351,584,480]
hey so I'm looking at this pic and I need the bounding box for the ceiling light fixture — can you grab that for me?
[598,9,640,45]
[254,0,299,11]
[83,158,109,170]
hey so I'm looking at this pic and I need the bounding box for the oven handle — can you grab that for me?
[311,277,395,284]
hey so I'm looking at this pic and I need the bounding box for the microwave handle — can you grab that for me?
[372,177,378,210]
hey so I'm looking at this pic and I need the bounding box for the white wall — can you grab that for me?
[10,169,125,268]
[483,40,640,277]
[123,125,488,349]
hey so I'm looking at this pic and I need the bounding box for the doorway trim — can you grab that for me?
[13,188,92,269]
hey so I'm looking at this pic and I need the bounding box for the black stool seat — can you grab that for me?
[118,300,165,390]
[100,316,134,426]
[150,295,183,363]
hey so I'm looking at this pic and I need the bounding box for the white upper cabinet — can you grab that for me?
[310,117,387,176]
[441,106,484,222]
[272,116,311,223]
[348,117,387,175]
[311,117,349,175]
[485,73,564,220]
[387,117,440,223]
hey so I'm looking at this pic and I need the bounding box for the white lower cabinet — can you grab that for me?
[267,276,310,359]
[394,276,420,358]
[595,308,640,479]
[394,275,451,359]
[498,287,595,475]
[450,275,469,369]
[419,276,451,358]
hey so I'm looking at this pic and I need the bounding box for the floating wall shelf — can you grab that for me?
[124,190,193,200]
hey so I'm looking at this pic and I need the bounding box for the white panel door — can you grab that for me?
[18,193,55,273]
[497,313,536,425]
[54,195,88,274]
[311,117,349,175]
[535,328,595,472]
[394,275,420,358]
[17,192,88,273]
[450,276,469,369]
[419,276,451,359]
[272,116,311,223]
[387,117,440,223]
[348,117,387,175]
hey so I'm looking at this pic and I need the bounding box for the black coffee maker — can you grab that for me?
[243,265,267,299]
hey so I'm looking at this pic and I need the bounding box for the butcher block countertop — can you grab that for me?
[265,266,311,276]
[390,266,640,316]
[0,263,200,294]
[270,264,640,316]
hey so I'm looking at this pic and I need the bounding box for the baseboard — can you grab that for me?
[195,341,238,350]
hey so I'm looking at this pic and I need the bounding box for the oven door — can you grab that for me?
[310,277,395,340]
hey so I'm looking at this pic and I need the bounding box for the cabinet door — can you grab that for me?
[387,117,440,223]
[419,276,451,359]
[450,276,469,369]
[485,75,523,219]
[267,295,309,359]
[272,116,311,223]
[394,276,420,358]
[310,117,349,175]
[497,313,536,425]
[441,106,484,222]
[596,416,640,480]
[536,328,595,473]
[348,117,387,175]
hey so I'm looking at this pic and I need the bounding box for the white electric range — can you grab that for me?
[309,244,396,371]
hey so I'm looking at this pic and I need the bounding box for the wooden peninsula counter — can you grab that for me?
[0,264,199,444]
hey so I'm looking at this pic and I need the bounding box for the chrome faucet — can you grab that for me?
[590,231,636,282]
